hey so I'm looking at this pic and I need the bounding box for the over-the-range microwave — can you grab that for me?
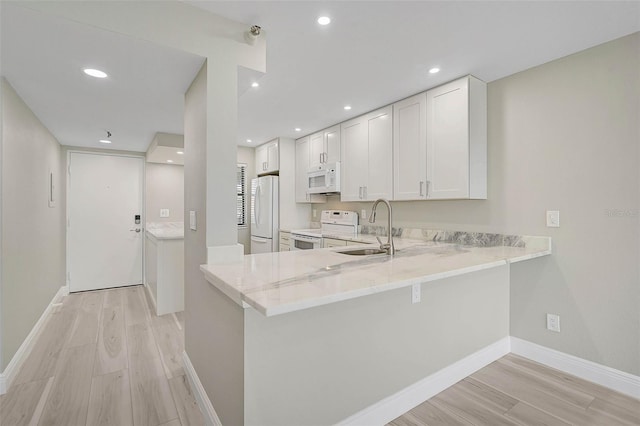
[307,162,340,194]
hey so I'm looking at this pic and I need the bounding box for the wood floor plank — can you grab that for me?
[127,323,161,371]
[38,343,96,426]
[471,363,599,425]
[60,292,83,311]
[129,355,179,426]
[458,377,519,412]
[408,400,473,425]
[587,397,640,425]
[504,354,640,412]
[124,286,149,326]
[505,401,571,426]
[86,369,133,426]
[66,292,104,348]
[431,385,519,426]
[94,305,128,376]
[0,378,49,426]
[103,287,124,308]
[159,419,182,426]
[168,375,204,426]
[13,310,77,385]
[174,311,185,330]
[152,323,185,379]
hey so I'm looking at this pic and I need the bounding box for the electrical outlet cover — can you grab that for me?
[546,210,560,227]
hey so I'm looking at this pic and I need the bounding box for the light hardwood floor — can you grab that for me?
[0,285,203,426]
[389,354,640,426]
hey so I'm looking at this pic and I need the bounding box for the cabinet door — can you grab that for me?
[295,137,325,203]
[255,144,268,174]
[365,106,393,201]
[426,77,469,199]
[340,116,368,202]
[309,131,324,170]
[393,93,427,200]
[322,238,347,248]
[265,139,279,174]
[324,125,341,163]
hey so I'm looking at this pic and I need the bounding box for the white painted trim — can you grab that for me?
[182,351,222,426]
[207,244,244,265]
[0,285,67,394]
[144,280,158,314]
[337,337,511,426]
[510,337,640,399]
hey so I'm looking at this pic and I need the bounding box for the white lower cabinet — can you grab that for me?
[279,231,291,251]
[340,105,393,202]
[322,238,347,248]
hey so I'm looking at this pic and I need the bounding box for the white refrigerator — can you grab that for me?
[250,175,279,254]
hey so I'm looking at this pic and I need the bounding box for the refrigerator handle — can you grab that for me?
[255,184,261,226]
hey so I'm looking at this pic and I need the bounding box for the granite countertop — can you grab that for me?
[146,222,184,240]
[201,230,551,317]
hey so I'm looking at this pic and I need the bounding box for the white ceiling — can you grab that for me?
[190,1,640,148]
[1,2,638,153]
[0,3,205,152]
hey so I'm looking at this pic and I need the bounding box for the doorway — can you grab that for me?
[67,152,144,292]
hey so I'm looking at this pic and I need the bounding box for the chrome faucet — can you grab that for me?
[368,198,395,255]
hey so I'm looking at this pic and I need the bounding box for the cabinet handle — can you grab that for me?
[323,152,327,163]
[359,186,363,199]
[419,181,424,197]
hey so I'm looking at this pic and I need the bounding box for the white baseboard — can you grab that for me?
[0,285,67,394]
[337,337,511,426]
[144,281,158,313]
[510,337,640,399]
[182,351,222,426]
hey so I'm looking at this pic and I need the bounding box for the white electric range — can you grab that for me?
[290,210,358,250]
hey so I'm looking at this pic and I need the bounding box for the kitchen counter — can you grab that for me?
[201,232,551,317]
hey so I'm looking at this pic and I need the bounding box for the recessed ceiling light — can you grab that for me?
[429,67,440,74]
[99,139,111,144]
[84,68,108,78]
[344,105,352,110]
[177,151,184,155]
[294,128,301,132]
[167,160,174,163]
[246,139,252,143]
[251,82,259,88]
[317,16,331,25]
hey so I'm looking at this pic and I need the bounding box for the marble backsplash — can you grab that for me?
[359,225,549,249]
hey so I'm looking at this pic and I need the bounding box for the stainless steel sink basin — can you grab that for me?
[336,248,388,256]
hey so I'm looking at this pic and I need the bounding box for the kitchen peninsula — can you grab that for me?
[192,230,551,425]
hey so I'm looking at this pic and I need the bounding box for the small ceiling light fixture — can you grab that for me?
[100,130,112,144]
[84,68,108,78]
[251,82,259,88]
[317,16,331,25]
[167,160,174,163]
[244,25,262,45]
[294,128,301,132]
[429,67,440,74]
[177,151,184,155]
[344,105,352,110]
[246,139,252,143]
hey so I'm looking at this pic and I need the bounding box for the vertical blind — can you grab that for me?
[237,164,247,226]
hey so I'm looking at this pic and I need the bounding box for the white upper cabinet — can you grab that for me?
[256,138,279,175]
[340,106,393,202]
[295,136,325,203]
[426,76,487,199]
[309,125,341,170]
[393,93,427,200]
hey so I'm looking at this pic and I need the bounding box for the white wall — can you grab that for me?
[237,146,254,254]
[145,163,184,223]
[318,33,640,375]
[1,78,65,371]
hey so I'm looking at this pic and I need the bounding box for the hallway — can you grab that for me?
[0,286,202,426]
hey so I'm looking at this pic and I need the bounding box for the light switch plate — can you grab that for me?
[160,208,170,218]
[546,210,560,227]
[189,210,196,231]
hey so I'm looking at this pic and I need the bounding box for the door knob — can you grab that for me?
[130,228,141,233]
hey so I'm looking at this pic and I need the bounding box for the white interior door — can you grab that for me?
[68,152,144,292]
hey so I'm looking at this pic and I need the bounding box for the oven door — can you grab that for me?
[291,234,322,250]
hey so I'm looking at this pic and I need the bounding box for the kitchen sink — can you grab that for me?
[336,248,389,256]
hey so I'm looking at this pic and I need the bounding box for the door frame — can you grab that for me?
[65,150,146,292]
